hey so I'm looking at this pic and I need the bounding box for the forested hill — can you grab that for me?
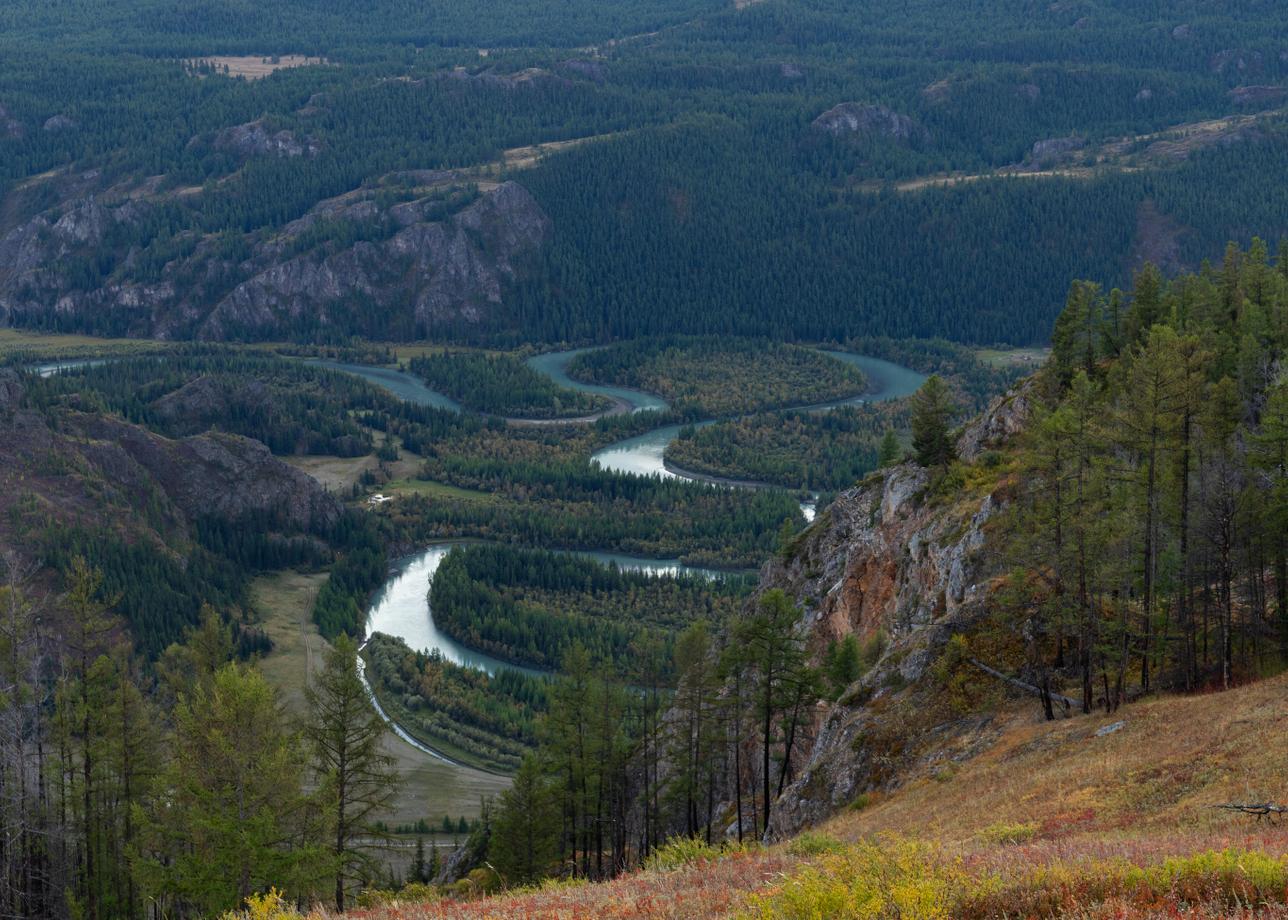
[3,0,1288,344]
[253,244,1288,918]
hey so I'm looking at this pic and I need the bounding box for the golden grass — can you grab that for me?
[186,55,329,79]
[0,328,172,359]
[826,672,1288,848]
[348,674,1288,918]
[381,479,497,504]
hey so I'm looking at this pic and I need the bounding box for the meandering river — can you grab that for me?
[364,542,725,679]
[326,348,925,687]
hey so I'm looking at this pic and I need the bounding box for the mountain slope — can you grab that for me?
[343,671,1288,919]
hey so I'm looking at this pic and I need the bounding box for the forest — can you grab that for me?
[4,0,1288,346]
[566,338,867,415]
[463,240,1288,893]
[4,0,1288,911]
[361,633,549,773]
[428,544,751,671]
[407,351,609,419]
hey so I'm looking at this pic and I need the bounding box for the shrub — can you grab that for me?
[742,837,964,919]
[787,832,846,857]
[646,836,743,871]
[395,882,440,903]
[978,821,1038,845]
[848,792,873,812]
[219,889,309,920]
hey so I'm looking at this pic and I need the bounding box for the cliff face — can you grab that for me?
[763,382,1034,838]
[0,176,550,340]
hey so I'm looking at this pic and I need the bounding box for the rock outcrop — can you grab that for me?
[208,119,321,158]
[1228,85,1286,107]
[811,103,928,143]
[76,415,342,532]
[197,180,549,339]
[0,103,22,139]
[1026,135,1084,166]
[42,114,77,133]
[0,177,550,339]
[761,383,1033,838]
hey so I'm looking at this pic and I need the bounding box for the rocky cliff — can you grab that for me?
[0,368,341,553]
[810,102,928,143]
[0,175,550,340]
[761,381,1035,838]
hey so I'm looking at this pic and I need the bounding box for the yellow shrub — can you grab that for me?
[743,838,963,920]
[646,836,746,871]
[787,832,846,857]
[220,889,309,920]
[977,821,1038,845]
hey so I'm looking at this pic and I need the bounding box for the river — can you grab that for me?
[325,348,925,676]
[364,542,726,678]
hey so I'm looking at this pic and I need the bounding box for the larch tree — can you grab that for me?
[909,375,957,468]
[136,663,326,916]
[305,634,398,912]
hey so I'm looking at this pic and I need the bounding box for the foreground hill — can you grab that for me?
[332,249,1288,916]
[342,672,1288,918]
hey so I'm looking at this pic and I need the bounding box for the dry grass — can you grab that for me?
[285,449,422,495]
[344,849,795,920]
[0,328,170,359]
[187,55,329,79]
[826,672,1288,848]
[347,675,1288,918]
[252,572,508,831]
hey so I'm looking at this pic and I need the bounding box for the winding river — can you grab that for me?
[586,353,926,482]
[326,347,925,741]
[364,543,725,679]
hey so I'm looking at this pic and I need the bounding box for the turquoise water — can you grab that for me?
[586,350,927,485]
[525,348,668,413]
[31,358,111,377]
[309,359,463,412]
[366,542,725,677]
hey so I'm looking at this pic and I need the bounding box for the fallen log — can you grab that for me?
[967,657,1078,710]
[1211,802,1285,821]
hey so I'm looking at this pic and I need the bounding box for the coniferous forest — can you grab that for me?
[3,0,1288,916]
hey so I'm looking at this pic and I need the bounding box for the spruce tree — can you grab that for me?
[488,755,558,885]
[877,429,901,467]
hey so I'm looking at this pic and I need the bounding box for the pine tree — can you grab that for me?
[877,429,901,467]
[730,589,819,835]
[305,634,398,912]
[823,635,862,700]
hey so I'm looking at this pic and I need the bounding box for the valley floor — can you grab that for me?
[341,674,1288,918]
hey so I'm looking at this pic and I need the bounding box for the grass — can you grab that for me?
[344,672,1288,918]
[186,55,328,79]
[0,328,174,359]
[972,346,1050,369]
[381,479,497,503]
[285,448,423,495]
[251,572,509,831]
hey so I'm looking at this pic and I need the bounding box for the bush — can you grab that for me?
[219,889,310,920]
[646,836,742,871]
[978,821,1038,845]
[787,832,846,857]
[848,793,873,812]
[395,882,440,903]
[742,837,963,919]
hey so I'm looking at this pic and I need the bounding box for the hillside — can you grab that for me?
[328,247,1288,917]
[337,673,1288,918]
